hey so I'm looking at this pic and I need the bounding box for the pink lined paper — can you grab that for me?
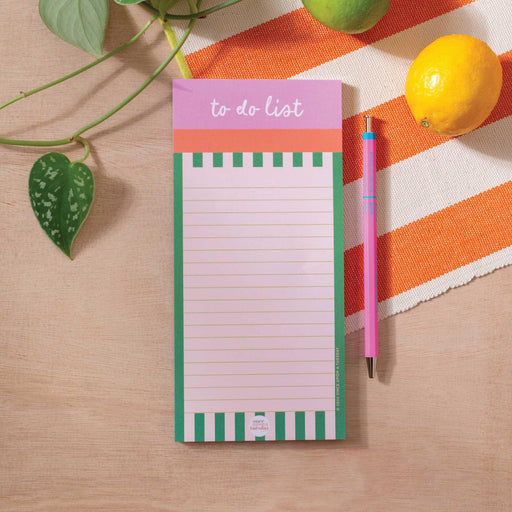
[182,152,336,434]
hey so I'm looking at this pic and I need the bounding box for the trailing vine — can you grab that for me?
[1,0,242,258]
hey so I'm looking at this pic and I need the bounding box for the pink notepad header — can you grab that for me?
[173,79,342,130]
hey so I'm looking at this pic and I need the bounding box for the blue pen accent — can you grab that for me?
[363,196,376,198]
[363,132,376,140]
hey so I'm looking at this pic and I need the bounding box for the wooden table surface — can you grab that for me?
[1,3,511,511]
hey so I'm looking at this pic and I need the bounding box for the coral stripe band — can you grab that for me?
[173,129,343,153]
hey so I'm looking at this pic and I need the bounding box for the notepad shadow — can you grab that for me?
[342,328,368,447]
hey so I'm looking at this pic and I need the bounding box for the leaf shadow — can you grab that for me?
[72,149,134,257]
[0,65,130,139]
[103,1,169,78]
[89,94,171,140]
[2,2,168,140]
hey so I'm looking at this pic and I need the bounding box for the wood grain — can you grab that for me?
[0,3,511,511]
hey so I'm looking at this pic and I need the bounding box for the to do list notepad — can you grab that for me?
[173,80,344,442]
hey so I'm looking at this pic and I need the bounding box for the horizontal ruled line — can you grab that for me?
[185,397,334,401]
[183,198,332,202]
[184,298,333,301]
[185,347,333,351]
[183,235,331,239]
[184,248,332,252]
[184,323,333,326]
[186,384,332,388]
[183,223,333,227]
[184,261,333,264]
[185,335,333,339]
[184,186,332,189]
[185,285,333,288]
[186,310,335,314]
[185,360,333,364]
[185,211,333,214]
[185,273,333,276]
[185,372,333,376]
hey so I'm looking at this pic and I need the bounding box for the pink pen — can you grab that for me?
[363,115,378,378]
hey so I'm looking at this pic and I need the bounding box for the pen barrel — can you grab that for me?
[363,135,378,357]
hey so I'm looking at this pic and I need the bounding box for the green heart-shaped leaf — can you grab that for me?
[29,153,94,259]
[39,0,109,57]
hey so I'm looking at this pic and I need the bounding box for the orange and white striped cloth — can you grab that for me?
[172,0,512,333]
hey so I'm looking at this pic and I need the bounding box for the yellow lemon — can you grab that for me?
[405,35,502,137]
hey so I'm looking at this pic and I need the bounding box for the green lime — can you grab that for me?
[302,0,390,34]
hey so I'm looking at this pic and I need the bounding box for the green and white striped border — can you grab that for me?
[187,411,333,442]
[174,152,345,441]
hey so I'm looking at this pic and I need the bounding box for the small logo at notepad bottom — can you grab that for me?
[248,415,270,437]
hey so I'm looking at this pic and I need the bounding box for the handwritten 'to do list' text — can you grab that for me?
[210,96,304,118]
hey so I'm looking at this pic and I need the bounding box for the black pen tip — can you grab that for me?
[366,357,376,379]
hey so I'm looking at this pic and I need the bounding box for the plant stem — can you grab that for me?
[160,19,192,78]
[0,17,157,113]
[71,15,197,139]
[142,0,242,20]
[0,6,198,150]
[0,136,71,147]
[74,137,90,163]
